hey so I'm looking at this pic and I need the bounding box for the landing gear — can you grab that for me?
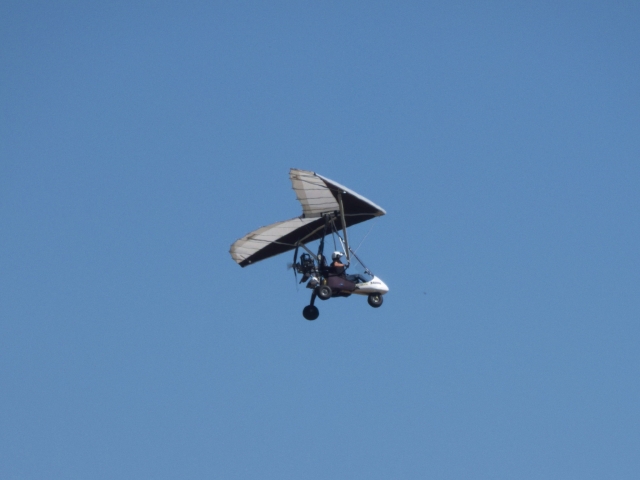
[303,305,319,320]
[316,285,332,300]
[303,291,320,320]
[368,293,383,308]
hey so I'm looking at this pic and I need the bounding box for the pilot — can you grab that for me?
[330,251,367,284]
[330,251,347,276]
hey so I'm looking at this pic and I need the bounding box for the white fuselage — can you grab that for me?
[352,276,389,295]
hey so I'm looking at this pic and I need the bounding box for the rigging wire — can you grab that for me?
[354,217,378,254]
[329,219,346,255]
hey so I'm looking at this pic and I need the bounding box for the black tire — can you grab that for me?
[368,293,383,308]
[316,285,332,301]
[302,305,319,320]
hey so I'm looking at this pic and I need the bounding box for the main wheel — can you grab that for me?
[316,285,332,300]
[368,293,383,308]
[302,305,319,320]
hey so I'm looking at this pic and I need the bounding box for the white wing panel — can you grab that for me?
[230,217,319,265]
[290,169,339,218]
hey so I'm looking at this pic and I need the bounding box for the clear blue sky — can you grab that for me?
[2,2,639,478]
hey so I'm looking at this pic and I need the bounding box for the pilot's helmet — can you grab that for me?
[332,251,344,260]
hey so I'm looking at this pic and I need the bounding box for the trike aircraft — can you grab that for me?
[230,168,388,320]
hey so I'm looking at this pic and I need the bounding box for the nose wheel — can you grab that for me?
[368,293,383,308]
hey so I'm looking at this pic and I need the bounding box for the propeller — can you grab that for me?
[292,245,299,285]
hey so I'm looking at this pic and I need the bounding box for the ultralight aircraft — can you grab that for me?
[230,169,388,320]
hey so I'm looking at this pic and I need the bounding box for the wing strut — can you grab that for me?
[337,192,350,262]
[292,214,335,261]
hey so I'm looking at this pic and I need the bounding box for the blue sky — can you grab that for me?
[2,2,639,478]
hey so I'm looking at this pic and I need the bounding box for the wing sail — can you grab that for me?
[230,217,325,267]
[290,169,340,217]
[289,169,386,218]
[230,169,385,267]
